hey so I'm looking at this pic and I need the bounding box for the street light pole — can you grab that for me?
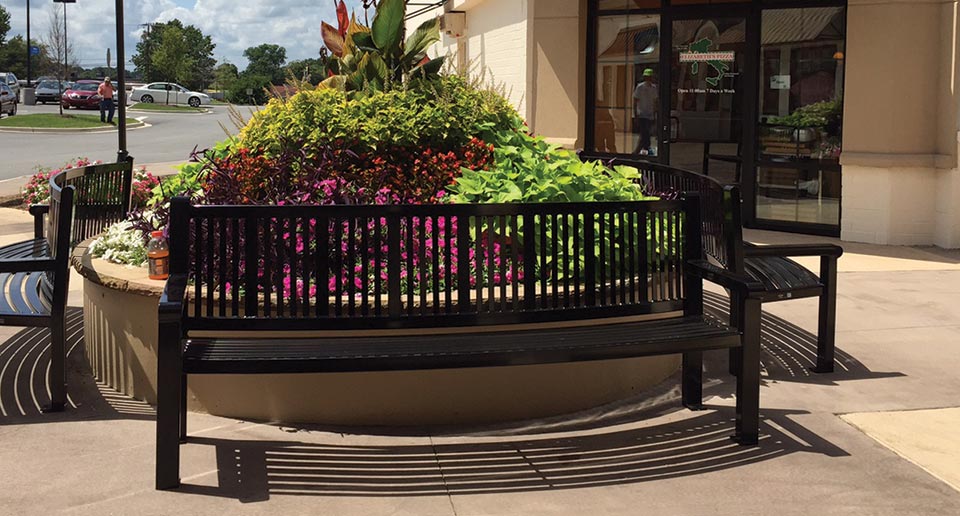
[26,0,31,87]
[115,0,129,161]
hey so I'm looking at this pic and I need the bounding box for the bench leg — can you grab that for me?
[156,330,182,490]
[813,257,838,373]
[682,351,703,410]
[734,297,761,445]
[179,375,188,443]
[728,296,742,377]
[45,316,66,412]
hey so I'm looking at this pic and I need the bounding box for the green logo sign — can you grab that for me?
[680,38,734,87]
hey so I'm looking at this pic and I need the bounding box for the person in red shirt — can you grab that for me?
[97,77,115,124]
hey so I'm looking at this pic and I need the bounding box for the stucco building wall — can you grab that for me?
[841,0,960,247]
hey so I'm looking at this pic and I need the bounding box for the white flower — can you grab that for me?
[89,221,148,267]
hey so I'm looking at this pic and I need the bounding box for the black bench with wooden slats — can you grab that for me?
[0,182,75,412]
[156,195,765,490]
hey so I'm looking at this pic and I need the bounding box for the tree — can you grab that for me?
[213,62,238,92]
[0,5,10,45]
[41,4,78,114]
[226,74,271,105]
[243,44,286,85]
[284,58,326,85]
[132,20,215,91]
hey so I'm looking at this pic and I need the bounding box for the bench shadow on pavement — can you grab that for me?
[702,291,904,385]
[180,407,847,501]
[0,307,155,424]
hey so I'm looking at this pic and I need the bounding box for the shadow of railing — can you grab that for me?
[0,307,154,424]
[702,290,903,385]
[178,408,846,501]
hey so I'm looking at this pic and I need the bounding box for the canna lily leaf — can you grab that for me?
[371,0,405,54]
[403,17,441,63]
[336,0,350,37]
[321,22,345,57]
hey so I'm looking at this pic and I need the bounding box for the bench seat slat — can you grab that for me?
[743,255,821,293]
[183,316,740,374]
[0,272,51,317]
[0,238,49,259]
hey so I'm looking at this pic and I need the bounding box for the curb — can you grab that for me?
[0,120,149,134]
[127,107,211,115]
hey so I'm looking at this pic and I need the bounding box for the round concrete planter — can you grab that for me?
[71,239,680,426]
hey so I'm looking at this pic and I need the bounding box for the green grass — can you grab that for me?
[0,114,140,128]
[130,102,206,112]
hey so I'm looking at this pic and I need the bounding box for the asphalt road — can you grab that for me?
[0,102,250,180]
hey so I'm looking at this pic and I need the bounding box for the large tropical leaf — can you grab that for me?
[335,0,350,37]
[352,31,377,53]
[409,55,445,79]
[371,0,405,54]
[318,74,346,90]
[403,17,440,63]
[321,21,345,57]
[344,13,370,56]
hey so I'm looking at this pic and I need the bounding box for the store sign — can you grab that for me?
[770,75,791,90]
[680,38,734,87]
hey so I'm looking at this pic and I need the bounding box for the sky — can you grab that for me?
[1,0,366,71]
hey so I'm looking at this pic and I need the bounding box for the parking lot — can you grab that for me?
[0,101,242,180]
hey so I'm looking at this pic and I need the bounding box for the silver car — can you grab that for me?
[0,73,20,103]
[0,84,17,116]
[35,80,68,104]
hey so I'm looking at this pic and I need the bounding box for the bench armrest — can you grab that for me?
[28,204,49,239]
[744,243,843,259]
[158,273,189,324]
[0,257,56,273]
[687,260,764,297]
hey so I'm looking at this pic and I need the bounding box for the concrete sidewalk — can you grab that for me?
[1,206,960,515]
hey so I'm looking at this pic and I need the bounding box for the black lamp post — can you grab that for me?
[25,0,31,87]
[115,0,128,161]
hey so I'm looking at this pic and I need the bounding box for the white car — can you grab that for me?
[130,82,211,107]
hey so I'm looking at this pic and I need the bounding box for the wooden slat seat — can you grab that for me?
[0,238,49,259]
[183,317,741,375]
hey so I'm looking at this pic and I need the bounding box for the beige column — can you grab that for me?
[842,0,960,247]
[528,0,586,148]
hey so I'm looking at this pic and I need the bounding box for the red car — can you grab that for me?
[61,80,106,109]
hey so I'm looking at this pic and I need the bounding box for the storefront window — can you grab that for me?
[592,14,660,156]
[756,6,845,228]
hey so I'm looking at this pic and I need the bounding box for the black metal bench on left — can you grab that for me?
[0,176,75,411]
[0,159,134,411]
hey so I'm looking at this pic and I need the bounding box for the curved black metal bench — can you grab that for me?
[0,160,134,411]
[0,176,75,412]
[593,156,843,373]
[156,195,765,490]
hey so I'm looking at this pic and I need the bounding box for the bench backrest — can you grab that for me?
[59,160,134,246]
[589,156,746,273]
[41,173,76,307]
[168,196,705,332]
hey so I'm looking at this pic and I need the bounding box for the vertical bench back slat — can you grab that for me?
[168,200,691,331]
[61,160,134,246]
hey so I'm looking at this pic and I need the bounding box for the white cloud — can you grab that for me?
[1,0,367,71]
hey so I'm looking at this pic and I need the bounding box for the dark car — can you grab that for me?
[0,83,16,116]
[61,80,104,109]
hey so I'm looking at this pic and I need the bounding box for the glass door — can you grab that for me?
[665,12,748,185]
[755,6,845,234]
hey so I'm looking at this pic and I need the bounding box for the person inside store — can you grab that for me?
[633,68,658,155]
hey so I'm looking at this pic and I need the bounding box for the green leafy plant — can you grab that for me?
[320,0,444,93]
